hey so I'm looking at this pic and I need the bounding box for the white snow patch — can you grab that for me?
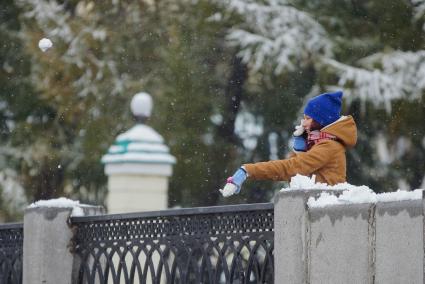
[309,188,423,208]
[71,206,85,217]
[306,185,422,209]
[103,124,175,165]
[284,174,347,190]
[38,38,53,52]
[117,125,164,143]
[281,175,423,208]
[28,197,84,216]
[307,192,340,208]
[376,189,422,203]
[331,186,377,205]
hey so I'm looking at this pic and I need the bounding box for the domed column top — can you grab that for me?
[101,92,176,176]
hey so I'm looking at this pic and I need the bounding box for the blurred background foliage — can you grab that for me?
[0,0,424,221]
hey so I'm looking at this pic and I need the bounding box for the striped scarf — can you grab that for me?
[307,130,337,150]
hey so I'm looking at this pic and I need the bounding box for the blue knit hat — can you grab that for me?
[304,91,343,126]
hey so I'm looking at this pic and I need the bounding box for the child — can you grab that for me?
[220,91,357,197]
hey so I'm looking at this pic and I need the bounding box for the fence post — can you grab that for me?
[273,189,341,284]
[23,204,103,284]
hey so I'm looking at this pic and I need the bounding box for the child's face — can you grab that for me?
[302,115,314,132]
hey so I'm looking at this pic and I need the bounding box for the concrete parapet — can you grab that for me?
[274,189,424,283]
[308,203,374,283]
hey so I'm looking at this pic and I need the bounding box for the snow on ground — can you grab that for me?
[282,175,423,208]
[28,197,84,216]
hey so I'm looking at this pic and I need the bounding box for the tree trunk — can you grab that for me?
[217,56,248,143]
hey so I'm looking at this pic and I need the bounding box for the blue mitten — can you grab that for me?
[293,136,307,152]
[292,120,307,152]
[220,167,247,197]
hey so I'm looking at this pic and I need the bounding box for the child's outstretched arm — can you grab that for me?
[243,141,335,181]
[219,143,332,197]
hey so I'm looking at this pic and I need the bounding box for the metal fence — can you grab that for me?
[71,203,274,284]
[0,223,23,284]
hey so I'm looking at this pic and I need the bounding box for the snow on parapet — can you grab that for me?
[308,186,377,208]
[281,174,423,208]
[308,188,423,208]
[284,174,348,190]
[28,197,84,216]
[376,190,422,203]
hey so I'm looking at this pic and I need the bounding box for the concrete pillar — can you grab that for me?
[375,199,423,283]
[23,204,103,284]
[102,92,176,213]
[308,203,374,283]
[273,189,341,284]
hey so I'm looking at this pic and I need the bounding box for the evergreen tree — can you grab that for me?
[0,0,34,221]
[2,0,424,221]
[215,0,425,193]
[12,0,248,209]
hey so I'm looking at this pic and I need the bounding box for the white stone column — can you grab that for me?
[102,92,176,213]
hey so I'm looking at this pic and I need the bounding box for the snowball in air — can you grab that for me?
[38,38,53,52]
[131,92,153,118]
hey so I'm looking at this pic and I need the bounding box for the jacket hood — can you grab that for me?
[321,115,357,148]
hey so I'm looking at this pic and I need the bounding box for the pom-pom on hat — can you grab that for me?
[304,91,343,126]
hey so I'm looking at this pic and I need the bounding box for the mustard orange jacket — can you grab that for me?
[243,116,357,185]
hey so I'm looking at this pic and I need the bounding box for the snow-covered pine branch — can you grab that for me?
[214,0,332,74]
[212,0,424,111]
[324,51,425,112]
[324,59,400,112]
[18,0,124,98]
[361,51,425,96]
[18,0,73,42]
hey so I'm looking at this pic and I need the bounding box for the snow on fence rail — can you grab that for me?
[0,222,23,284]
[70,203,275,284]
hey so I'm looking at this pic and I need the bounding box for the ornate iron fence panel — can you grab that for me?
[0,223,23,284]
[71,203,274,284]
